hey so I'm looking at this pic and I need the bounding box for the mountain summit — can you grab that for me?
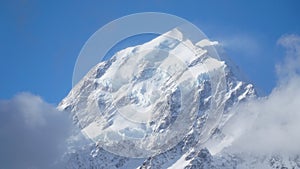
[58,29,258,168]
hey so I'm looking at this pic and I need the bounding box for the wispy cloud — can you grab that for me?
[0,93,73,169]
[220,34,300,155]
[218,33,262,58]
[276,34,300,82]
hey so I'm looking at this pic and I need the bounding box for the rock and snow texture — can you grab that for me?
[57,28,300,169]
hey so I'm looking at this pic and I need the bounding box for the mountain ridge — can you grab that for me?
[58,29,284,169]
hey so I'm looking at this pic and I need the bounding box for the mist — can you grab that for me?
[221,34,300,155]
[0,93,73,169]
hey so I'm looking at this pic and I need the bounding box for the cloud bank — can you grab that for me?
[221,34,300,155]
[0,93,73,169]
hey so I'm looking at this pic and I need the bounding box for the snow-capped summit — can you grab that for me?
[58,28,258,168]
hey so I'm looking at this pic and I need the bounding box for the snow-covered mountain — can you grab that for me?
[58,29,299,168]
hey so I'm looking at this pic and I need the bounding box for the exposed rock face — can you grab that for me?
[59,29,286,169]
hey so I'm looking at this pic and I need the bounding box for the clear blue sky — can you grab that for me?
[1,0,300,104]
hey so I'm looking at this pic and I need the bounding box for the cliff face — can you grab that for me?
[58,29,262,169]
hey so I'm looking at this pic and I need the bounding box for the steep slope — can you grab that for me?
[58,29,257,168]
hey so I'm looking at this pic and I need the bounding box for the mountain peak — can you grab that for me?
[59,28,256,168]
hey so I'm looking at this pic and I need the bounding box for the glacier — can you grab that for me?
[58,29,300,168]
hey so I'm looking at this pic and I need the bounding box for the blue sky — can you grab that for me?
[1,0,300,104]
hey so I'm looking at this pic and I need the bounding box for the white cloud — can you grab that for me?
[220,34,300,155]
[276,34,300,82]
[218,33,262,58]
[0,93,73,169]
